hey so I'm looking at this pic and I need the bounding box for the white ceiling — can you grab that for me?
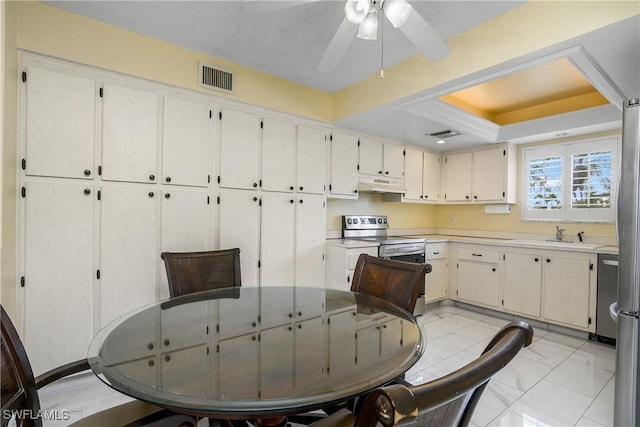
[45,1,640,151]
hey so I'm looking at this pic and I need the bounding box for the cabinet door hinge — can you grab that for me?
[21,159,26,170]
[217,176,221,184]
[98,165,102,176]
[503,149,506,156]
[329,184,332,191]
[21,187,26,198]
[456,262,459,269]
[590,262,594,271]
[207,196,210,205]
[209,110,212,119]
[357,139,360,147]
[97,190,101,201]
[456,290,459,296]
[21,71,27,83]
[208,175,211,184]
[20,276,25,288]
[357,164,360,171]
[99,87,104,98]
[258,260,261,268]
[403,149,406,156]
[501,299,504,306]
[502,191,505,197]
[96,270,101,280]
[219,111,222,120]
[330,134,333,142]
[217,196,221,205]
[588,317,592,325]
[503,254,506,261]
[260,120,263,129]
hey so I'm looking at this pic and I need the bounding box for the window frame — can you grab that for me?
[521,136,619,223]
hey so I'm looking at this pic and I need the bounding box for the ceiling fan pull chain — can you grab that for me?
[380,5,385,78]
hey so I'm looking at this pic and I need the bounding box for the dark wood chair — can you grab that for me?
[0,305,195,427]
[309,321,534,427]
[161,248,241,297]
[351,254,431,314]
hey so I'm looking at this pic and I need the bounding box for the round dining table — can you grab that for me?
[87,286,425,420]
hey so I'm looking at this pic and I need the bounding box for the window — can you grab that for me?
[522,136,619,222]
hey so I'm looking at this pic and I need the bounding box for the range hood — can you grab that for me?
[357,175,406,194]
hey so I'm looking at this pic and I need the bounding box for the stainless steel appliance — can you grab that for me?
[342,215,428,315]
[594,254,618,344]
[613,98,640,426]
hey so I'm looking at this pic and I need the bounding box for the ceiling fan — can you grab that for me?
[319,0,451,72]
[242,0,451,72]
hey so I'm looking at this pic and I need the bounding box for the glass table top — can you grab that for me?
[88,287,425,418]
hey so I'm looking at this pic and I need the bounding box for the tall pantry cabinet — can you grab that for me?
[18,55,329,374]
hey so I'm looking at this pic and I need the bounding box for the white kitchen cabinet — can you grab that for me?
[325,243,379,291]
[159,188,210,299]
[294,316,325,389]
[25,66,96,180]
[502,251,542,318]
[327,308,357,377]
[99,185,157,328]
[422,151,441,202]
[101,83,159,184]
[425,242,448,303]
[260,193,296,286]
[443,143,516,204]
[297,125,328,195]
[218,190,261,286]
[456,246,500,309]
[219,108,262,190]
[218,333,259,399]
[261,117,297,193]
[162,96,211,187]
[542,253,596,330]
[294,194,326,287]
[359,139,404,179]
[22,181,94,375]
[260,325,294,397]
[402,148,424,202]
[329,132,359,198]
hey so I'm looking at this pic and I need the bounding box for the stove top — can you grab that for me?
[341,215,426,246]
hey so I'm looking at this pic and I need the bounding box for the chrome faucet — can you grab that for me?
[555,226,565,241]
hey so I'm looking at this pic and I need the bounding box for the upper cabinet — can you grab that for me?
[25,66,96,179]
[162,96,212,187]
[101,83,160,184]
[296,125,328,195]
[396,148,440,203]
[262,117,297,193]
[329,131,359,199]
[443,143,516,204]
[358,138,404,179]
[219,107,262,190]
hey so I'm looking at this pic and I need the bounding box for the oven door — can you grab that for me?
[382,249,427,316]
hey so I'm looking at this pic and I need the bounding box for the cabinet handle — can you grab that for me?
[378,171,383,175]
[465,195,470,199]
[290,199,294,204]
[546,258,551,263]
[84,189,91,195]
[253,182,258,188]
[534,258,539,262]
[433,251,440,255]
[148,192,154,198]
[165,176,171,183]
[290,186,294,191]
[385,171,389,175]
[165,193,171,199]
[149,174,155,181]
[84,169,91,176]
[299,186,304,191]
[473,195,478,199]
[472,253,482,257]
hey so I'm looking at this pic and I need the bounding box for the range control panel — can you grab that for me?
[342,215,388,230]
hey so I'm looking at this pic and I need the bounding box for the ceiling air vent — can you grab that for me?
[199,62,235,95]
[428,129,460,138]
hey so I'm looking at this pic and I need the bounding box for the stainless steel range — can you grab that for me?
[342,215,428,315]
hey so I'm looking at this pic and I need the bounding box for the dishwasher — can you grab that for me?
[593,254,618,345]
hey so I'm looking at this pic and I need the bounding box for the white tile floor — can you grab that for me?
[38,304,616,427]
[405,304,615,427]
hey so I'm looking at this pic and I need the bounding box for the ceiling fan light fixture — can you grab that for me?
[357,11,378,40]
[345,0,371,24]
[383,0,412,28]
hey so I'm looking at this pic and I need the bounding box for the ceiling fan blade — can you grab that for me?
[240,0,321,14]
[398,10,451,62]
[318,18,358,72]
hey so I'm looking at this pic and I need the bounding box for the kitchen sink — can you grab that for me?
[509,240,604,250]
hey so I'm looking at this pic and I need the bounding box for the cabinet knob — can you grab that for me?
[164,339,170,346]
[298,311,302,316]
[252,321,257,327]
[385,171,389,175]
[288,313,293,318]
[84,189,91,195]
[466,195,470,199]
[420,195,423,199]
[148,360,155,367]
[378,171,383,175]
[165,193,171,199]
[149,174,155,181]
[534,258,539,262]
[290,199,294,204]
[148,192,154,198]
[290,186,294,191]
[253,197,258,202]
[84,169,91,176]
[164,355,171,362]
[299,199,304,204]
[492,268,496,272]
[147,343,154,351]
[424,195,429,199]
[165,176,171,183]
[546,258,551,263]
[354,189,358,194]
[253,182,258,188]
[473,195,478,199]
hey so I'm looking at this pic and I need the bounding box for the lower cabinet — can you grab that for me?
[325,243,379,291]
[456,246,500,309]
[424,242,448,302]
[502,251,542,318]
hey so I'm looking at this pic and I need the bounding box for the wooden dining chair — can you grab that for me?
[309,321,533,427]
[0,304,196,427]
[161,248,241,297]
[351,254,431,314]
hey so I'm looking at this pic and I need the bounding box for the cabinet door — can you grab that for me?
[260,325,294,397]
[218,333,259,399]
[297,125,328,195]
[102,83,159,183]
[503,252,542,317]
[542,254,593,329]
[160,189,210,299]
[295,195,326,287]
[25,67,96,179]
[219,108,261,190]
[383,144,405,179]
[294,317,325,389]
[422,151,441,202]
[425,259,448,302]
[262,118,296,193]
[327,310,356,377]
[162,96,211,187]
[329,132,359,197]
[260,193,295,286]
[218,191,260,286]
[23,181,94,375]
[472,147,505,201]
[403,148,423,202]
[444,152,472,202]
[457,261,499,308]
[358,138,383,176]
[99,186,157,328]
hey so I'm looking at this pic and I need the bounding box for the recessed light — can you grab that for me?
[436,140,446,144]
